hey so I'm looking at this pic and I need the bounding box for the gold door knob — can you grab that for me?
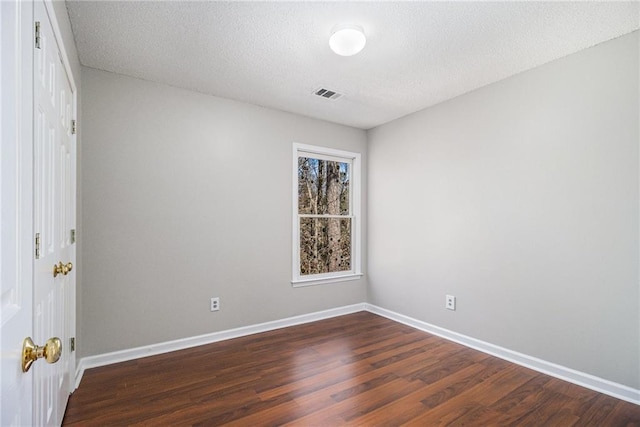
[22,337,62,373]
[53,262,64,277]
[53,261,73,277]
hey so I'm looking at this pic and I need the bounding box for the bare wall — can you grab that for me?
[80,67,368,357]
[367,32,639,388]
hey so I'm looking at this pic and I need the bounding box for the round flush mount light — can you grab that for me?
[329,24,366,56]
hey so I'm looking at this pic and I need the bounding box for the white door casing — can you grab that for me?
[1,1,35,425]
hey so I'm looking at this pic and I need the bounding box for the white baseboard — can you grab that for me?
[365,303,640,406]
[74,303,365,390]
[74,301,639,406]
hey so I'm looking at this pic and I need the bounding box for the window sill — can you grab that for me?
[292,273,364,288]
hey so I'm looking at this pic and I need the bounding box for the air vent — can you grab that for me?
[313,87,343,100]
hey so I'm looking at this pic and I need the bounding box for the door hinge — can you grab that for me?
[35,233,41,259]
[71,229,76,244]
[71,119,76,135]
[35,21,41,49]
[70,337,76,352]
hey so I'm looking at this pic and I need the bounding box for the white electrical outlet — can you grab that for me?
[210,297,220,312]
[446,295,456,311]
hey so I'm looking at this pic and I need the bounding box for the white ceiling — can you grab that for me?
[66,1,639,130]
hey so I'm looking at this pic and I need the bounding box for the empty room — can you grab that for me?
[1,0,639,425]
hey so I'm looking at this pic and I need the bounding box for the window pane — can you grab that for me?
[299,217,351,275]
[298,157,349,215]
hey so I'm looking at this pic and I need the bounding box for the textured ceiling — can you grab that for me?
[66,1,639,129]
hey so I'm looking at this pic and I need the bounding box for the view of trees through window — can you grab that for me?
[298,156,351,276]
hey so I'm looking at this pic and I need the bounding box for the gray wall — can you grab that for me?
[368,32,639,388]
[80,67,368,357]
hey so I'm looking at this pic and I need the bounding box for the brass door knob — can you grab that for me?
[22,337,62,372]
[53,262,64,277]
[53,261,73,277]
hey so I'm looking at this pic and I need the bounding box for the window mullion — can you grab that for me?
[298,214,353,219]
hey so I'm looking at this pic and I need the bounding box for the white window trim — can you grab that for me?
[292,143,362,287]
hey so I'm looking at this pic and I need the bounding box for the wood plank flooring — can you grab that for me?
[63,312,640,426]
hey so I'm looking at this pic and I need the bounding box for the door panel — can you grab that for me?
[33,2,59,423]
[0,2,34,426]
[0,1,34,425]
[2,1,74,424]
[33,1,76,424]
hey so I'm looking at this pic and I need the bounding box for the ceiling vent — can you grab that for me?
[313,87,343,100]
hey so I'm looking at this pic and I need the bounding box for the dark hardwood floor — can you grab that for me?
[63,312,640,426]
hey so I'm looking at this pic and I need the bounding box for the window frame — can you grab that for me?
[292,143,362,287]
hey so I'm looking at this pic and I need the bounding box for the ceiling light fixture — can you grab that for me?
[329,24,366,57]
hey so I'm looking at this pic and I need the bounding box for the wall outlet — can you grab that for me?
[446,295,456,311]
[210,297,220,312]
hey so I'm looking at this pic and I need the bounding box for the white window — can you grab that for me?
[292,143,362,286]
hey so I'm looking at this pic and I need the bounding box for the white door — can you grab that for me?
[1,1,76,425]
[33,0,76,425]
[1,0,35,424]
